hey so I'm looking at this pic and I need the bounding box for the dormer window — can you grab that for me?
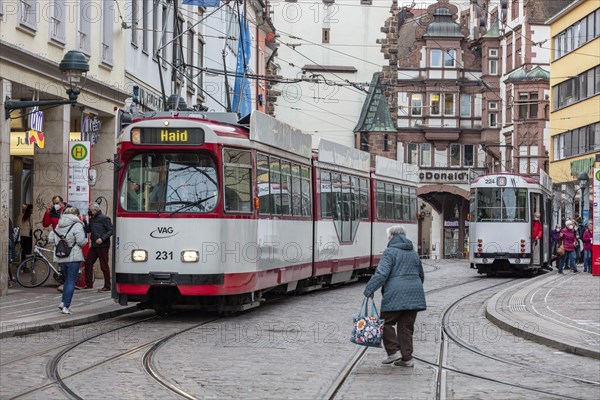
[430,49,456,68]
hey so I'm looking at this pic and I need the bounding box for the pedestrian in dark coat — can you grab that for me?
[83,203,114,291]
[551,225,561,267]
[363,225,426,367]
[582,222,593,273]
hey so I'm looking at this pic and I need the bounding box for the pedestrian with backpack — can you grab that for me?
[48,207,87,314]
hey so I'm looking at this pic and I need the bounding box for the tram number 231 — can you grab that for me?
[156,251,174,260]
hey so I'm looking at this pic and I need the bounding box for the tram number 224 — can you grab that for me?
[156,251,174,260]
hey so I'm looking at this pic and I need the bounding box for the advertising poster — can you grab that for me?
[593,168,599,276]
[67,141,91,213]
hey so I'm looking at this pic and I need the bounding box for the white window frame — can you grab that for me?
[197,35,205,88]
[19,0,37,31]
[430,93,441,115]
[152,4,159,59]
[489,48,498,57]
[131,0,138,47]
[49,0,66,44]
[460,94,471,117]
[420,143,432,167]
[444,50,456,67]
[101,0,114,65]
[443,93,455,116]
[411,94,422,116]
[407,143,418,165]
[489,112,498,127]
[431,49,442,67]
[489,59,498,75]
[464,144,474,167]
[142,0,148,53]
[489,101,498,110]
[78,0,91,55]
[449,144,461,167]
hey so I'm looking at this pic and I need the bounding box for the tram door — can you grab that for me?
[530,193,547,266]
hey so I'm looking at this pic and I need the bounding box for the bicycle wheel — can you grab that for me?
[16,257,51,288]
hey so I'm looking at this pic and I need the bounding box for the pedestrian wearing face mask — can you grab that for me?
[83,203,114,291]
[551,225,562,267]
[559,220,580,274]
[42,195,70,229]
[531,212,542,266]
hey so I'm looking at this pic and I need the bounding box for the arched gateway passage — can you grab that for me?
[418,185,470,259]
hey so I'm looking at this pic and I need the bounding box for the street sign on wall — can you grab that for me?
[67,141,91,214]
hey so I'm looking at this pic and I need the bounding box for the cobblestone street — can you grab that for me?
[1,260,599,399]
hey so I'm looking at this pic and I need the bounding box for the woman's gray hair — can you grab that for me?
[386,225,406,237]
[89,203,101,212]
[63,207,80,215]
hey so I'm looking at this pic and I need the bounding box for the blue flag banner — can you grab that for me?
[232,15,252,118]
[182,0,220,7]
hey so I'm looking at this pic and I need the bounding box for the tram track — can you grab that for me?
[7,314,223,400]
[428,279,598,400]
[323,276,492,400]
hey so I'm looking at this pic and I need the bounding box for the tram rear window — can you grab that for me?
[137,128,204,145]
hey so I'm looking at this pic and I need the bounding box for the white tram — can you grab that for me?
[113,111,418,312]
[468,172,553,276]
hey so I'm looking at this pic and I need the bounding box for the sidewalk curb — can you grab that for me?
[0,305,140,339]
[485,273,600,360]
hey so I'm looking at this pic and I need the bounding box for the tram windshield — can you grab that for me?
[474,188,528,222]
[120,153,218,213]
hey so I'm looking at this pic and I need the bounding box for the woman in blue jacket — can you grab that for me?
[363,225,426,367]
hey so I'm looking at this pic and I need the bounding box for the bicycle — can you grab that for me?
[16,245,63,288]
[16,244,96,289]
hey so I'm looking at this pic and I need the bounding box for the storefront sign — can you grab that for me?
[82,114,102,146]
[419,170,468,183]
[444,220,469,228]
[67,141,91,213]
[10,132,81,156]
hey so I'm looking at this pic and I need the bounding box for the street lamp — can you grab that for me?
[4,50,89,119]
[578,172,589,223]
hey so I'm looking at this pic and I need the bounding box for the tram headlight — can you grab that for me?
[131,249,148,262]
[131,128,141,144]
[181,250,199,263]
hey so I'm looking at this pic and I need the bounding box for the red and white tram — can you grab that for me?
[113,111,417,313]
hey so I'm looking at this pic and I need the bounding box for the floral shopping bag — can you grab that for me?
[350,297,384,347]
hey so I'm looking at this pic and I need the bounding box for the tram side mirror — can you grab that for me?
[89,168,98,187]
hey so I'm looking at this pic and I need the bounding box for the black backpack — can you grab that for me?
[54,224,76,258]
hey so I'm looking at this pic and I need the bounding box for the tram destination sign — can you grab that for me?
[139,128,204,145]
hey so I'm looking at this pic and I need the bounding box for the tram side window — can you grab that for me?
[291,164,302,216]
[280,161,292,215]
[321,170,332,218]
[385,183,394,220]
[409,187,417,222]
[359,178,369,220]
[376,181,386,220]
[270,158,282,214]
[257,153,271,214]
[223,149,252,213]
[301,166,311,217]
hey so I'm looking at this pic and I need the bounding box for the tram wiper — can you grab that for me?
[168,195,217,216]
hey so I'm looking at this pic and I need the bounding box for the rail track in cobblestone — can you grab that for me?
[7,314,220,400]
[323,276,493,400]
[429,279,599,400]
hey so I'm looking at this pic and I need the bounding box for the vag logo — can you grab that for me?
[150,226,178,239]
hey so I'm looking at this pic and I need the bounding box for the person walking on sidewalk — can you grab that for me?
[48,207,87,314]
[559,220,580,274]
[83,203,114,292]
[363,225,426,368]
[582,222,593,273]
[17,204,34,262]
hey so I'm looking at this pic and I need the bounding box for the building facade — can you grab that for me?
[547,0,600,224]
[359,0,501,259]
[0,0,130,295]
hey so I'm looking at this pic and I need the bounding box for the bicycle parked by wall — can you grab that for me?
[15,245,93,288]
